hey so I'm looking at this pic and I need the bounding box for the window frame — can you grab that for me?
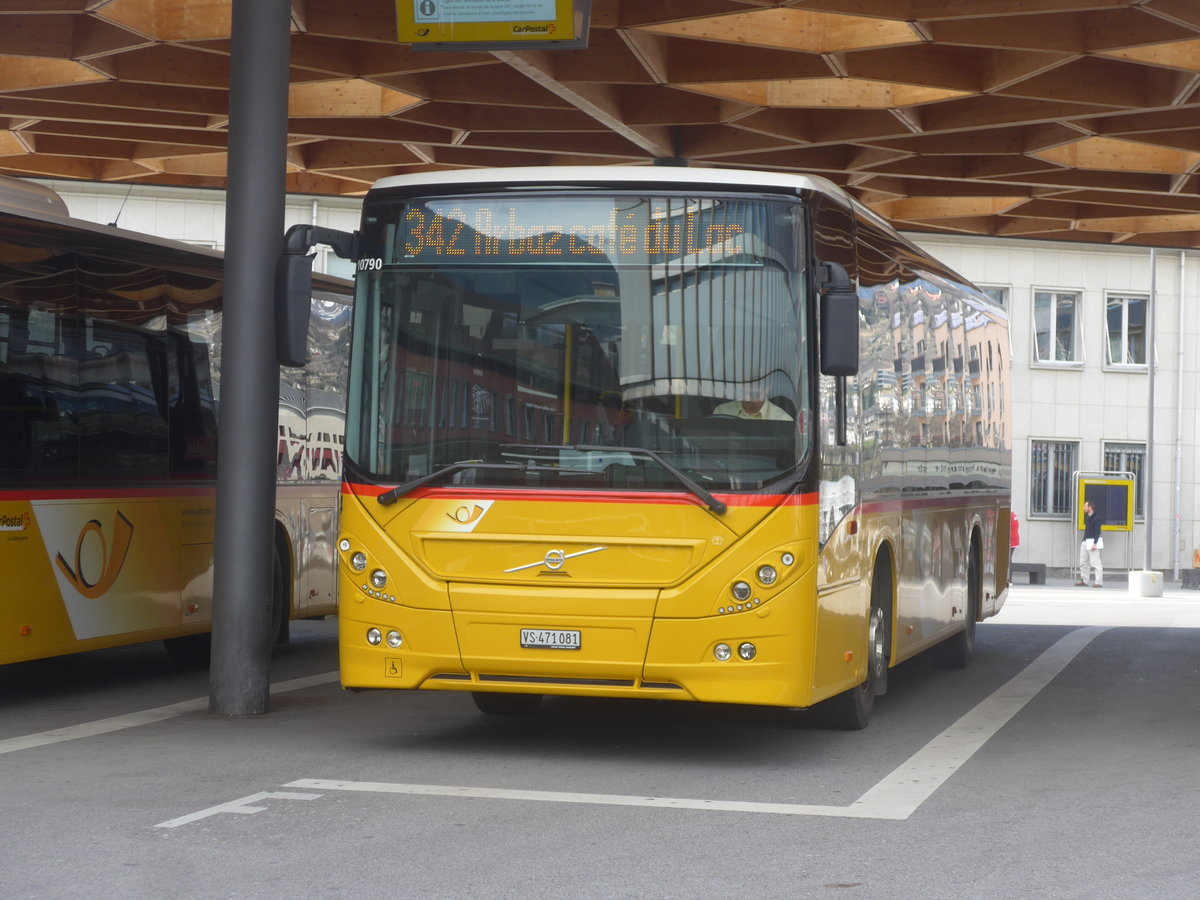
[1029,438,1079,518]
[1102,441,1146,521]
[1031,288,1084,367]
[1103,292,1149,370]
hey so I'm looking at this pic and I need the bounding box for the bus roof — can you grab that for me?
[0,176,351,301]
[370,164,897,235]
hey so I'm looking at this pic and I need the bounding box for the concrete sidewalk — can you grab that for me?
[997,577,1200,628]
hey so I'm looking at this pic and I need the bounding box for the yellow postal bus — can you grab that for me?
[0,177,350,665]
[280,166,1011,728]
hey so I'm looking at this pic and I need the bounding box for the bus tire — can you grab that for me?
[934,536,980,669]
[270,540,290,648]
[471,692,543,716]
[822,555,891,730]
[163,632,211,667]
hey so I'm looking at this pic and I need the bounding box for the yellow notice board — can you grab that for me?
[398,0,576,44]
[1078,478,1134,532]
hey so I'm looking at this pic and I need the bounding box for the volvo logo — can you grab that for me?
[504,546,607,574]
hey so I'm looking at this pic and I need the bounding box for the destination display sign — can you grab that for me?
[387,198,779,266]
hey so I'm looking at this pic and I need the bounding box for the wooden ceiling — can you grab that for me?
[2,1,1200,246]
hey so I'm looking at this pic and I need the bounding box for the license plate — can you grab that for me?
[520,628,581,650]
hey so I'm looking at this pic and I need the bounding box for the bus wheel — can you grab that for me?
[822,673,873,731]
[163,633,211,667]
[934,539,980,669]
[270,543,290,648]
[822,560,890,730]
[471,692,543,716]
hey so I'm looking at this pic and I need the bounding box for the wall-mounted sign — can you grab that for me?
[397,0,589,49]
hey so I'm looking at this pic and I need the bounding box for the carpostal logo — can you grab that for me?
[0,511,31,532]
[513,23,555,34]
[55,511,134,599]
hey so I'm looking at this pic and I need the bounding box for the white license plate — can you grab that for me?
[520,628,581,650]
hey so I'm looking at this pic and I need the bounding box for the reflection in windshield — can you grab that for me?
[346,194,811,494]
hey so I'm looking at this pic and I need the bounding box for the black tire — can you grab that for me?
[269,548,290,649]
[822,556,891,730]
[934,538,980,669]
[163,632,211,667]
[471,692,543,716]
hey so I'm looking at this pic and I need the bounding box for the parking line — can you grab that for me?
[0,671,339,756]
[287,626,1108,822]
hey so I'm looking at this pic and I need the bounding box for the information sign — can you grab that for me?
[1078,478,1134,532]
[397,0,577,44]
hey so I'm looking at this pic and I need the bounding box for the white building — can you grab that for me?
[37,180,1200,582]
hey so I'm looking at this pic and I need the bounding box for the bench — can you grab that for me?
[1011,562,1046,585]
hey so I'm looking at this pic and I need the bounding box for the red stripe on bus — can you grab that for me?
[0,486,218,501]
[344,481,817,508]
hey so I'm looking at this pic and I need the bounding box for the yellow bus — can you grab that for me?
[0,177,351,666]
[281,166,1010,728]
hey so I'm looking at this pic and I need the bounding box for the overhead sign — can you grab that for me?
[397,0,581,46]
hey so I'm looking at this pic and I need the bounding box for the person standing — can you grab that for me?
[1009,511,1020,584]
[1076,499,1104,588]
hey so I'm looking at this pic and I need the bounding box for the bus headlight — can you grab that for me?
[714,642,732,661]
[351,552,367,572]
[781,552,795,567]
[738,642,757,660]
[731,581,751,601]
[757,565,778,585]
[339,539,351,552]
[366,627,382,645]
[386,630,403,648]
[370,569,388,589]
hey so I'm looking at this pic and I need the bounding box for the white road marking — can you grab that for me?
[283,626,1108,822]
[0,671,339,756]
[153,791,322,829]
[849,625,1107,819]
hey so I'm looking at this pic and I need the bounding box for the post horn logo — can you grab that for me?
[55,511,134,598]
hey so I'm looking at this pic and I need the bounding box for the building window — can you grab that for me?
[1033,290,1081,363]
[980,286,1009,310]
[1103,442,1146,519]
[1105,294,1147,367]
[1030,439,1077,516]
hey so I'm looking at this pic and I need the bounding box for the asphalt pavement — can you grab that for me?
[3,581,1199,899]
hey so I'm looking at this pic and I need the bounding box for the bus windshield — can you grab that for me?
[347,192,811,494]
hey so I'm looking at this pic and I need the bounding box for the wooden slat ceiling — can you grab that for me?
[1,0,1200,246]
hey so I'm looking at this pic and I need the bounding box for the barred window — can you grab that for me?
[1103,442,1145,519]
[1030,440,1077,516]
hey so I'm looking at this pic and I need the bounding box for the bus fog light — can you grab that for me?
[386,631,403,648]
[738,642,757,661]
[338,538,351,552]
[757,565,778,585]
[781,552,795,567]
[714,642,732,661]
[370,569,388,589]
[351,552,367,572]
[366,627,382,645]
[731,581,751,601]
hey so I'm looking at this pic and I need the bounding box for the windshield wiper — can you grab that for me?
[500,443,727,515]
[377,462,522,506]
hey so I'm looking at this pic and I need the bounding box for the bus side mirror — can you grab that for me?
[817,261,859,377]
[275,250,314,368]
[274,224,357,368]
